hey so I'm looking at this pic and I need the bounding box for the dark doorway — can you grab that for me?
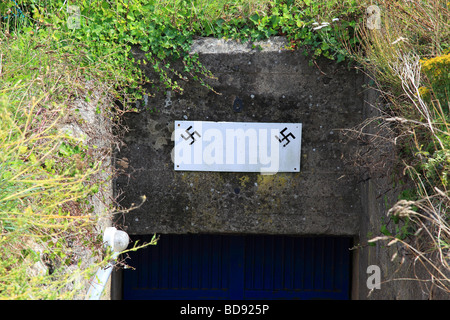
[122,234,352,300]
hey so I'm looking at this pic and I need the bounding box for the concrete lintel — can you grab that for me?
[190,36,289,54]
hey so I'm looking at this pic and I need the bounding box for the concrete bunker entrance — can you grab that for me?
[121,233,353,300]
[113,37,365,299]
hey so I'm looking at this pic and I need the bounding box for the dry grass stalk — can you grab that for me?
[342,0,450,296]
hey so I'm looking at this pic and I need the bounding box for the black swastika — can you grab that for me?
[181,126,201,145]
[275,127,296,147]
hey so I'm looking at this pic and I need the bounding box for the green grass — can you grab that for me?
[0,25,119,298]
[0,27,158,298]
[0,0,172,299]
[348,0,450,293]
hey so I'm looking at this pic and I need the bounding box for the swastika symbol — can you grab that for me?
[181,126,201,145]
[275,127,296,147]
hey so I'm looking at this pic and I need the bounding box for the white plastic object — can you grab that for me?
[103,227,129,252]
[85,227,130,300]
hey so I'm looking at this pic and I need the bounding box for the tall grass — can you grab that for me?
[347,0,450,294]
[153,0,271,23]
[0,28,118,299]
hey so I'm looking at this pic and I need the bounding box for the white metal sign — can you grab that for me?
[173,121,302,173]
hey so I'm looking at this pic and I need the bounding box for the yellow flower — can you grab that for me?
[420,53,450,79]
[418,86,429,97]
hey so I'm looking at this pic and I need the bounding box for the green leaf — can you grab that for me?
[216,18,225,27]
[249,13,260,24]
[380,224,391,236]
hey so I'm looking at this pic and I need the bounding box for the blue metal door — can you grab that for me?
[122,234,351,300]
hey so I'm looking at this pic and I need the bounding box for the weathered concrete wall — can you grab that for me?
[113,37,365,236]
[61,80,115,299]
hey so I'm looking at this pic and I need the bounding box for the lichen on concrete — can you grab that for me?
[114,37,364,236]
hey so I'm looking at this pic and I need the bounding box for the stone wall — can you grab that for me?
[113,37,364,236]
